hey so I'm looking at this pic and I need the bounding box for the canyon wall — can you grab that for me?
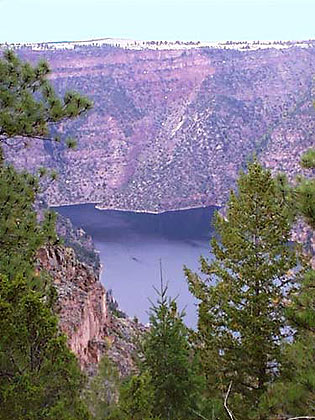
[37,245,145,375]
[3,41,314,212]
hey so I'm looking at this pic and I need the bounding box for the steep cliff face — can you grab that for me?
[4,42,315,212]
[37,245,144,375]
[37,246,108,371]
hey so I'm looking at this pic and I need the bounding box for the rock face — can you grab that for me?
[37,245,108,371]
[37,245,144,375]
[3,41,315,212]
[106,314,147,377]
[55,212,100,273]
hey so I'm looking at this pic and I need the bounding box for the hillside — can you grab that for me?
[3,40,315,212]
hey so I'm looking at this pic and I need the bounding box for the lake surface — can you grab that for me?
[53,204,217,327]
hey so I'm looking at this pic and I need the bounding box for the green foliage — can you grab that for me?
[0,50,92,146]
[84,358,157,420]
[295,148,315,229]
[118,372,157,420]
[300,148,315,169]
[185,160,300,419]
[93,286,204,420]
[260,270,315,418]
[0,162,57,281]
[141,284,204,420]
[295,178,315,228]
[274,171,297,224]
[287,267,315,332]
[262,148,315,418]
[84,356,120,420]
[0,161,90,419]
[0,49,93,278]
[0,274,91,420]
[66,137,77,149]
[0,52,93,418]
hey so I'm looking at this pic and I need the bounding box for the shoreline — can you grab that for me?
[95,203,218,215]
[51,201,220,215]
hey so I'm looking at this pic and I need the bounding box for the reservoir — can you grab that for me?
[53,204,217,327]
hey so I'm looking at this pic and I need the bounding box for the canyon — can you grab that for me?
[2,39,314,373]
[2,39,314,212]
[54,204,218,326]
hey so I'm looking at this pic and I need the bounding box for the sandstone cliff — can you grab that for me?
[37,245,145,375]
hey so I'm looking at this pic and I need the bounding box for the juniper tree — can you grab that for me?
[185,160,300,419]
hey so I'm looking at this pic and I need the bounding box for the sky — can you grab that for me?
[0,0,314,44]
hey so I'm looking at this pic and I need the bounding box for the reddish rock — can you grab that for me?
[37,245,145,376]
[37,246,108,371]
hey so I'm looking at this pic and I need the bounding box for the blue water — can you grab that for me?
[53,204,217,327]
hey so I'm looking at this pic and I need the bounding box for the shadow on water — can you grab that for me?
[53,204,218,327]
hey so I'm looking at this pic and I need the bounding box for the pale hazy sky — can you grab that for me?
[0,0,314,44]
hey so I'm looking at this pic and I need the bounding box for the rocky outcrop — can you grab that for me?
[37,245,145,376]
[37,245,108,371]
[106,315,147,377]
[55,212,101,273]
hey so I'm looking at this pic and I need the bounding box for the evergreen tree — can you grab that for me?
[296,147,315,229]
[261,148,315,418]
[0,49,93,280]
[84,356,121,420]
[0,163,57,281]
[118,372,157,420]
[142,282,204,420]
[0,274,91,420]
[0,50,92,147]
[185,160,300,419]
[0,52,92,418]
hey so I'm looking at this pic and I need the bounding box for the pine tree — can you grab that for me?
[296,147,315,229]
[0,163,57,281]
[142,281,204,420]
[0,49,93,280]
[118,372,157,420]
[261,148,315,417]
[0,52,93,418]
[185,160,300,419]
[0,50,92,148]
